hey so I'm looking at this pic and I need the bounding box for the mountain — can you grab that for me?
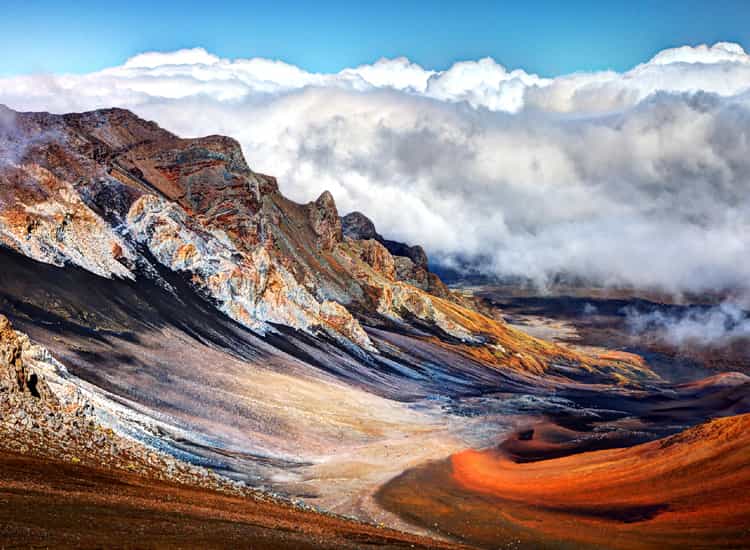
[0,105,648,382]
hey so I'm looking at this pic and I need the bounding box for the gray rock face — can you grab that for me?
[384,241,428,270]
[342,211,378,241]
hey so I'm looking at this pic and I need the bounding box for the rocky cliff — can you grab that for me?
[342,211,451,299]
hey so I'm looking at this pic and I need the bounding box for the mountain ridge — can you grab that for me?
[0,104,648,382]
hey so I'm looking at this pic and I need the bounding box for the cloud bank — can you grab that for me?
[2,42,750,296]
[624,302,750,347]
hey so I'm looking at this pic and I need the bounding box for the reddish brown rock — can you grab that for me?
[342,211,457,300]
[0,315,26,394]
[356,239,396,280]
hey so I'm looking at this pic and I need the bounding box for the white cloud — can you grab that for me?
[340,57,435,92]
[121,47,222,68]
[425,57,548,112]
[524,43,750,113]
[624,302,750,347]
[645,41,750,66]
[1,42,750,296]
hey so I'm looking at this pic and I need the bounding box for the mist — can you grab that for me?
[624,302,750,347]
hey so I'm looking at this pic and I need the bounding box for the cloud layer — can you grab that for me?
[2,42,750,295]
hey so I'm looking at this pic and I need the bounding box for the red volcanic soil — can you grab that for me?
[0,451,467,550]
[378,414,750,550]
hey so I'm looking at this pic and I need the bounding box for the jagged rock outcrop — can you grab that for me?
[342,211,451,299]
[0,314,83,408]
[342,211,427,268]
[342,212,423,264]
[308,191,343,252]
[341,211,379,241]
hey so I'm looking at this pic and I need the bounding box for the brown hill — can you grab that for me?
[378,413,750,549]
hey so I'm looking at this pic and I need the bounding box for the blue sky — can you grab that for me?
[3,0,749,76]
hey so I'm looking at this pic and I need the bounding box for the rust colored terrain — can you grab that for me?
[0,450,466,550]
[378,414,750,550]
